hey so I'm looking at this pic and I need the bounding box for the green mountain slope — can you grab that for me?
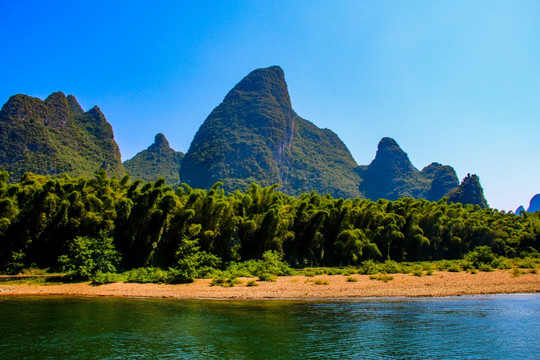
[358,137,430,200]
[358,138,463,202]
[447,174,489,208]
[422,163,459,201]
[124,133,184,185]
[0,92,124,179]
[180,66,361,198]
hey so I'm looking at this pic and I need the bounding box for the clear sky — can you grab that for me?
[1,1,538,211]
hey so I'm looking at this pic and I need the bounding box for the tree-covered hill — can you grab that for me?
[180,66,362,198]
[0,92,124,179]
[358,137,461,201]
[0,69,489,208]
[447,174,489,209]
[124,133,184,185]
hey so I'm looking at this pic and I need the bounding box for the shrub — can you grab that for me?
[167,267,196,284]
[210,277,242,287]
[478,263,494,272]
[412,269,423,277]
[465,246,496,269]
[493,258,512,270]
[223,251,293,279]
[125,267,170,283]
[58,235,121,280]
[314,279,329,285]
[369,274,393,282]
[6,250,25,275]
[346,276,358,282]
[379,260,401,274]
[246,279,259,286]
[258,273,277,282]
[516,257,537,269]
[90,271,121,285]
[359,260,379,275]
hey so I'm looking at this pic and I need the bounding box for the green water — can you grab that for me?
[0,294,538,359]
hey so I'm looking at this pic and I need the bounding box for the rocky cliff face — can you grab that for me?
[0,92,124,179]
[180,66,361,198]
[124,133,184,185]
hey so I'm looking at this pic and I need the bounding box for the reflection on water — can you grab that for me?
[0,294,538,359]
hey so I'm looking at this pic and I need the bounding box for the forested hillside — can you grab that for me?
[180,66,362,198]
[0,69,489,206]
[1,171,537,274]
[124,133,184,185]
[0,92,124,178]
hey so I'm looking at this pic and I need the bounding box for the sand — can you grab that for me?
[0,270,538,300]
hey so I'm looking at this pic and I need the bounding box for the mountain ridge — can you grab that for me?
[0,92,124,179]
[0,67,489,207]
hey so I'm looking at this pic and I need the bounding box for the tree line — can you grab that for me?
[1,170,538,274]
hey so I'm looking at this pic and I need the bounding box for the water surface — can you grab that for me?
[0,294,538,359]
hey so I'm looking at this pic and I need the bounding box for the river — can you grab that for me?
[0,294,538,359]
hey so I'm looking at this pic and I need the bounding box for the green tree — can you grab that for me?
[58,235,121,279]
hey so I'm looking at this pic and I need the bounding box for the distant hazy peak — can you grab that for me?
[527,194,540,212]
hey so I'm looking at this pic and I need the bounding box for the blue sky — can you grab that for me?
[1,1,539,211]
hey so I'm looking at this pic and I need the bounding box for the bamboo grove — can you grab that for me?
[1,169,539,273]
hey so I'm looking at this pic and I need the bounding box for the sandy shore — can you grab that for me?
[0,270,538,300]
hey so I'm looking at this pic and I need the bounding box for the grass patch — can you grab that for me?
[258,273,277,282]
[314,279,329,285]
[346,276,358,282]
[369,274,394,282]
[246,279,259,286]
[210,277,242,287]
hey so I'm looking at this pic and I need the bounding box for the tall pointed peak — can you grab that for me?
[45,91,67,102]
[44,92,68,108]
[527,194,540,212]
[67,94,84,114]
[152,133,170,150]
[378,137,400,149]
[226,65,292,110]
[372,137,415,171]
[447,173,489,208]
[87,105,105,119]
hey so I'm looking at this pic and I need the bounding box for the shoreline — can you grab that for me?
[0,270,538,300]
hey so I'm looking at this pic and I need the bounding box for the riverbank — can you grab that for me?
[0,270,538,299]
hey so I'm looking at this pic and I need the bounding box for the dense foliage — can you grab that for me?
[124,133,184,185]
[0,92,124,179]
[1,170,537,278]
